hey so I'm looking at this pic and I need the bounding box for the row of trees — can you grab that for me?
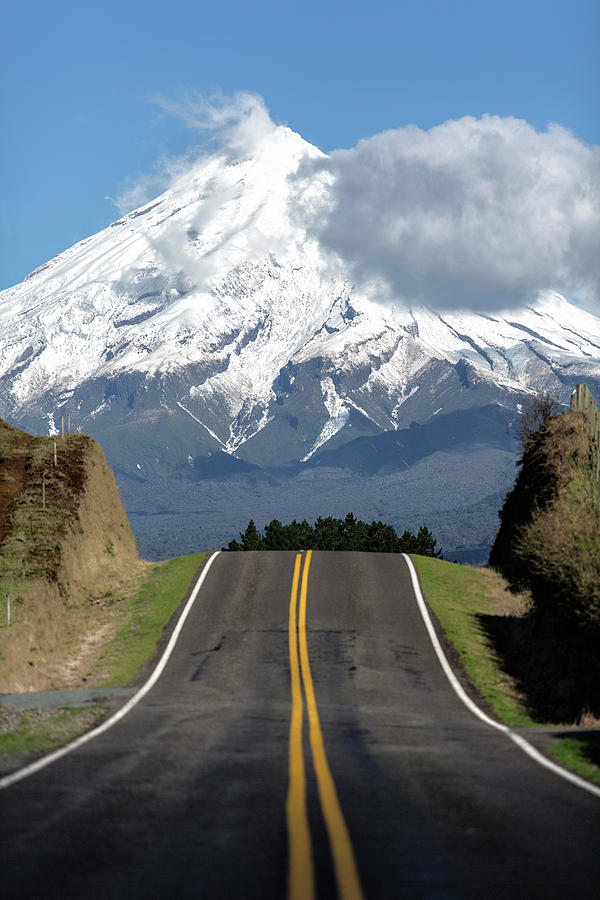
[226,513,442,556]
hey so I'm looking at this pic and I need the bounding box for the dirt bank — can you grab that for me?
[0,419,147,691]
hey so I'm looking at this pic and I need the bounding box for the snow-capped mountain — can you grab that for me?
[1,125,599,557]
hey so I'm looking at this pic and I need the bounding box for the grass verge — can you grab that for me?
[88,551,206,687]
[547,738,600,788]
[0,706,105,755]
[410,555,534,726]
[411,554,600,787]
[0,552,206,760]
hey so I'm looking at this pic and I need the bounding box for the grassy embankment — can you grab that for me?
[88,551,206,687]
[0,418,139,692]
[412,555,600,787]
[0,707,105,755]
[0,552,205,755]
[0,415,207,756]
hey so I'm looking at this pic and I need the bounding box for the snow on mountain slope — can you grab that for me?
[1,128,326,392]
[1,124,600,474]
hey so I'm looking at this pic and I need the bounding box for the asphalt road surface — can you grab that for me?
[1,551,599,899]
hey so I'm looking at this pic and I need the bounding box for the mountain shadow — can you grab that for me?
[305,403,515,475]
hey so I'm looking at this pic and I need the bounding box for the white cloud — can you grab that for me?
[151,90,276,156]
[111,91,277,215]
[293,115,600,312]
[111,92,600,314]
[110,152,198,215]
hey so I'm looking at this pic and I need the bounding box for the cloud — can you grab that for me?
[151,90,276,156]
[293,115,600,312]
[112,92,600,314]
[111,91,277,215]
[112,92,292,296]
[109,149,201,215]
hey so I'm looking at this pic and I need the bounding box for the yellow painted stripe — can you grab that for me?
[298,550,365,900]
[286,553,315,900]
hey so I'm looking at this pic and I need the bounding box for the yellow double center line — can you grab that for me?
[286,550,364,900]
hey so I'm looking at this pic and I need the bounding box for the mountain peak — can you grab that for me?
[1,122,599,476]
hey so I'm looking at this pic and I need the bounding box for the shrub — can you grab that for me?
[513,391,562,453]
[491,410,600,631]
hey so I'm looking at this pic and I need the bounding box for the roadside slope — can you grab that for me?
[411,554,600,786]
[0,418,144,691]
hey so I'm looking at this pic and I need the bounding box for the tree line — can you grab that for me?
[491,392,600,632]
[226,513,442,556]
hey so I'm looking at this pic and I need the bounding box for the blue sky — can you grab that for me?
[1,0,598,291]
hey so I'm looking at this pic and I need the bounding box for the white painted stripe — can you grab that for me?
[402,553,600,801]
[0,551,221,791]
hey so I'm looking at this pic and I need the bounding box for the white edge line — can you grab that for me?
[401,553,600,801]
[0,550,221,791]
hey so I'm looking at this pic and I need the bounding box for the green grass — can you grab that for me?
[411,554,600,787]
[0,706,105,754]
[0,552,206,761]
[90,551,206,686]
[410,555,535,727]
[548,738,600,787]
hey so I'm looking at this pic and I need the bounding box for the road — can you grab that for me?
[1,551,599,898]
